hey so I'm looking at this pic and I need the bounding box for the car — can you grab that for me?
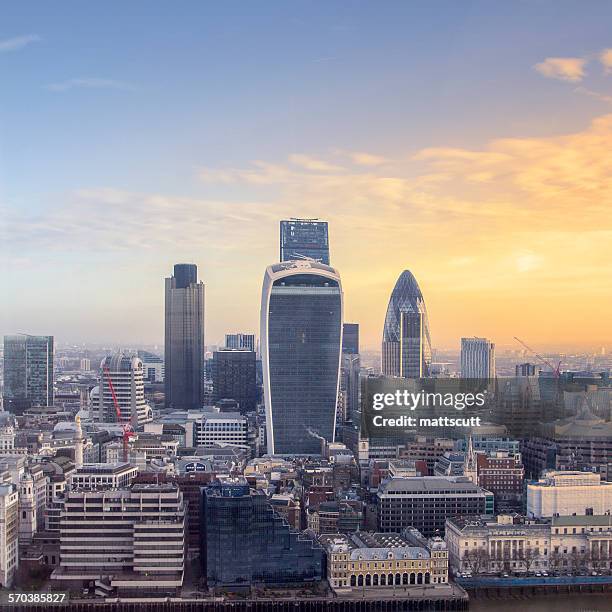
[535,573,542,577]
[502,573,509,578]
[542,572,548,577]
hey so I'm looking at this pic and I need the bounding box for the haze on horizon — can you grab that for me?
[1,3,611,351]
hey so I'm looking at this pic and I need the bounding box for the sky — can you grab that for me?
[1,2,611,351]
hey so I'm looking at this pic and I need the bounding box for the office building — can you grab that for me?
[165,263,205,410]
[202,478,325,587]
[0,483,19,587]
[212,348,257,413]
[476,451,525,511]
[527,471,612,518]
[280,218,330,264]
[321,530,448,590]
[339,353,360,424]
[52,484,186,593]
[137,350,165,383]
[461,337,496,378]
[342,323,359,355]
[68,463,139,490]
[377,477,494,536]
[306,500,363,534]
[261,260,343,455]
[382,271,431,378]
[516,362,538,376]
[95,354,152,425]
[225,333,256,352]
[3,334,54,414]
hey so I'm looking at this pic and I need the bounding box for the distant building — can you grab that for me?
[212,348,257,413]
[515,363,538,376]
[3,334,54,414]
[52,484,186,594]
[307,500,363,534]
[225,333,256,352]
[202,478,325,587]
[321,530,448,590]
[377,477,494,536]
[279,218,330,264]
[339,353,360,424]
[382,271,432,378]
[476,450,524,512]
[79,358,91,372]
[95,354,152,425]
[68,462,139,490]
[527,471,612,518]
[461,337,495,378]
[165,263,205,410]
[398,436,455,474]
[261,261,343,455]
[137,350,164,383]
[342,323,359,355]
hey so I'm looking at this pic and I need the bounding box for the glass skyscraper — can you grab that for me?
[261,260,343,455]
[382,270,432,378]
[2,334,54,414]
[279,218,330,264]
[202,478,325,587]
[164,263,205,409]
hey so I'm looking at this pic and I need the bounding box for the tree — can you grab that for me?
[463,547,490,575]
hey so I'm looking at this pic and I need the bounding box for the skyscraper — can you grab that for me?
[164,263,205,409]
[342,323,359,354]
[461,337,496,378]
[2,334,54,414]
[279,218,330,264]
[382,271,432,378]
[261,260,343,455]
[225,333,256,352]
[212,348,257,413]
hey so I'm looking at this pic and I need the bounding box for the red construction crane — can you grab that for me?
[102,364,135,462]
[513,337,562,378]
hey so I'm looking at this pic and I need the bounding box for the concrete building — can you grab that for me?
[321,530,448,591]
[377,477,494,536]
[68,462,139,490]
[52,484,186,595]
[0,483,19,586]
[461,337,496,378]
[527,471,612,518]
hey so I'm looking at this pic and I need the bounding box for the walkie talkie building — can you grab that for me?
[261,261,343,455]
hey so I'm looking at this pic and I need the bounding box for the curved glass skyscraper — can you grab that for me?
[382,270,432,378]
[261,261,343,455]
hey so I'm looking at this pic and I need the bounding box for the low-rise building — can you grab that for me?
[527,471,612,518]
[321,530,448,591]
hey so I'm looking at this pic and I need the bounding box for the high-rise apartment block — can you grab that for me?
[461,337,496,378]
[3,334,54,414]
[261,261,343,455]
[279,219,330,264]
[165,263,205,409]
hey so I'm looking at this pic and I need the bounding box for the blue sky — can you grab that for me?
[2,2,612,349]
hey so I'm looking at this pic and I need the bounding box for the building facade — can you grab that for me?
[377,476,494,536]
[279,218,330,264]
[164,263,205,410]
[202,478,325,587]
[96,354,152,425]
[261,261,343,455]
[382,271,431,378]
[212,348,257,413]
[0,483,19,587]
[527,471,612,518]
[225,333,256,352]
[3,334,54,414]
[460,337,496,378]
[322,530,448,590]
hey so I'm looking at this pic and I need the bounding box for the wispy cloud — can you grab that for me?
[0,34,40,53]
[600,48,612,73]
[534,56,586,82]
[288,154,343,172]
[574,86,612,104]
[45,78,136,92]
[346,151,388,166]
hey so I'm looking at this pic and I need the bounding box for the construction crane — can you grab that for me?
[513,337,562,378]
[102,364,135,462]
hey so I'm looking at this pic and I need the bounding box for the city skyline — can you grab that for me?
[2,3,612,350]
